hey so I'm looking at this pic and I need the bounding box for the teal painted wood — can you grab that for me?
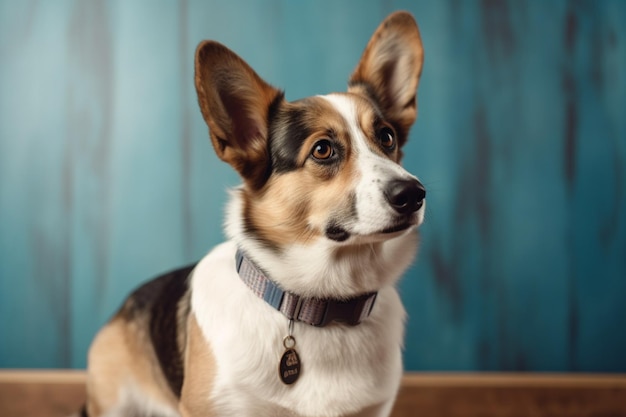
[401,0,626,371]
[0,0,624,371]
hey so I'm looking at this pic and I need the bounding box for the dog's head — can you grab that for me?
[195,11,424,252]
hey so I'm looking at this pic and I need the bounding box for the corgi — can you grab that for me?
[84,10,425,417]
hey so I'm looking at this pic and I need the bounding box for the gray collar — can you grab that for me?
[235,249,377,327]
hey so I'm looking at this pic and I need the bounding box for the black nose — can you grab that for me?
[384,179,426,214]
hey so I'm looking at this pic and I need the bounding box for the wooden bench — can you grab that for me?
[1,371,625,416]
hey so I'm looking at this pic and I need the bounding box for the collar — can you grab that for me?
[235,249,377,327]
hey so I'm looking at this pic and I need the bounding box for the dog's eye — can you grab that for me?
[311,140,334,160]
[378,127,396,150]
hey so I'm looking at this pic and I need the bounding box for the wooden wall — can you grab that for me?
[0,1,625,371]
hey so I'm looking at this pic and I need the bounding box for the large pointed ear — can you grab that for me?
[194,41,284,188]
[349,11,424,148]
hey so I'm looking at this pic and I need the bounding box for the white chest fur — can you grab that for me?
[190,241,407,417]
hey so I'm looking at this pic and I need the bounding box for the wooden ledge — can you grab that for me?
[395,373,626,417]
[401,372,626,387]
[1,370,625,417]
[0,369,87,384]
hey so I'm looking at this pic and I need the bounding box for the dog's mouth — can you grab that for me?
[325,218,418,242]
[380,222,414,235]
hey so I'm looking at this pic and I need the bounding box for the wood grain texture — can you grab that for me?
[393,374,626,417]
[0,371,86,417]
[1,371,625,417]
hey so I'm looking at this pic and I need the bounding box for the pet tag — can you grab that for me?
[279,335,301,385]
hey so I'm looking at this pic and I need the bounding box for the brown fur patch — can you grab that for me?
[179,313,216,417]
[245,97,364,247]
[86,317,178,416]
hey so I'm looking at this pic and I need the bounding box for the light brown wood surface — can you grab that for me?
[1,371,625,417]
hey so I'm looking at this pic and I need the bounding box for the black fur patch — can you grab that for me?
[120,264,195,398]
[268,103,313,174]
[268,98,348,180]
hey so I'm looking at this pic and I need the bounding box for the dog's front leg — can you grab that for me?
[179,313,217,417]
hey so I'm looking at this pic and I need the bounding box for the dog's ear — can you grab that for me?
[349,11,424,148]
[195,41,283,188]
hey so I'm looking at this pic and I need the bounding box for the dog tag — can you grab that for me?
[279,336,301,385]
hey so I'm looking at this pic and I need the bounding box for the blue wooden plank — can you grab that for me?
[0,0,625,372]
[401,0,626,371]
[0,0,75,368]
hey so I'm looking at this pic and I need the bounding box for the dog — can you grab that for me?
[84,10,425,417]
